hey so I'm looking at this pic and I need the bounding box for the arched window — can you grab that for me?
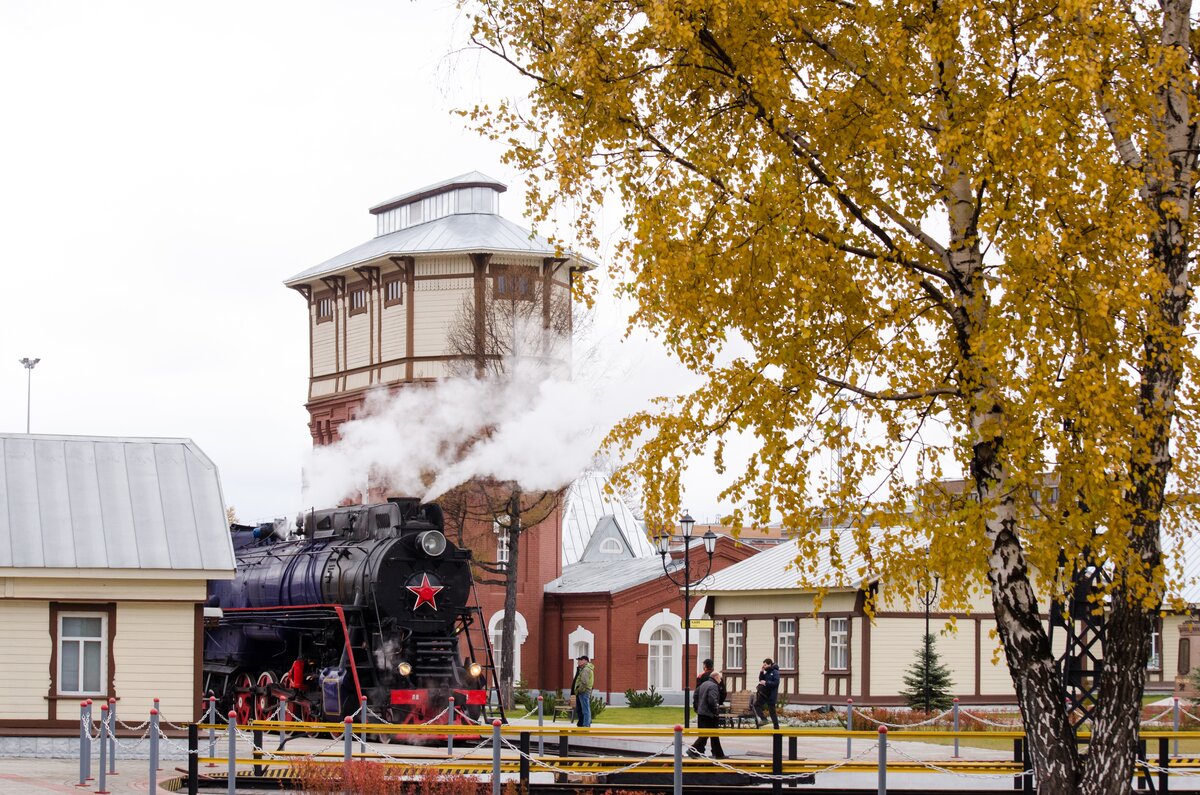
[599,538,623,554]
[648,627,675,691]
[488,611,528,682]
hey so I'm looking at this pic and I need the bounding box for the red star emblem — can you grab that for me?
[406,573,443,611]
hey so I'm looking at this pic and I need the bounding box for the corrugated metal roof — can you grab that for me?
[285,213,597,285]
[368,171,506,214]
[703,531,878,593]
[0,434,236,572]
[561,472,656,566]
[545,553,671,595]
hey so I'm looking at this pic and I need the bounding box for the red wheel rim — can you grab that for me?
[255,672,276,720]
[233,673,253,725]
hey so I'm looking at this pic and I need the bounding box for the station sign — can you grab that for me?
[681,619,714,629]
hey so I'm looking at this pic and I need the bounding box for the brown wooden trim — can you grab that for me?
[289,283,312,302]
[470,253,491,375]
[400,257,416,380]
[724,616,747,671]
[48,602,117,719]
[383,273,404,308]
[313,289,335,325]
[823,615,851,675]
[347,280,369,317]
[413,271,475,281]
[974,617,982,696]
[0,721,186,737]
[193,603,204,722]
[860,613,871,697]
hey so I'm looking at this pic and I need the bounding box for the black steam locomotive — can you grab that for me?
[203,499,494,732]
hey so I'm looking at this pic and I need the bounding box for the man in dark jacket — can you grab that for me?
[694,658,727,711]
[689,672,727,759]
[753,658,781,729]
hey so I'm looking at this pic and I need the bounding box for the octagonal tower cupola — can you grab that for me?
[370,171,505,236]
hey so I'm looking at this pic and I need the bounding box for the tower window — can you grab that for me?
[316,295,334,324]
[493,265,536,301]
[348,286,368,316]
[384,277,404,307]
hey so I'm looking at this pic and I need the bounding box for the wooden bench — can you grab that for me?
[718,690,757,728]
[553,694,576,722]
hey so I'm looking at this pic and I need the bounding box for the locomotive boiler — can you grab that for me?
[203,498,495,731]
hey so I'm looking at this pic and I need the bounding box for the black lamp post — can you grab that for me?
[657,511,718,729]
[918,566,941,713]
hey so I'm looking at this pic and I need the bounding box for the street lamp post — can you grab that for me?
[918,569,941,713]
[19,358,40,434]
[657,512,718,729]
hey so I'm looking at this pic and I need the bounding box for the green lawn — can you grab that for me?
[591,706,689,725]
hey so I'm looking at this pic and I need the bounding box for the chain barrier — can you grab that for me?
[1179,707,1200,724]
[957,710,1021,728]
[232,725,345,760]
[455,707,489,725]
[1141,706,1176,724]
[854,708,953,728]
[887,743,1035,781]
[115,718,151,732]
[350,732,494,766]
[707,740,879,780]
[155,728,200,757]
[1139,760,1200,778]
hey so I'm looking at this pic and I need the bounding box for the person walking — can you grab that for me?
[753,658,781,729]
[694,658,727,715]
[571,654,594,727]
[690,671,727,759]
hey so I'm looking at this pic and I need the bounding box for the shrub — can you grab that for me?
[623,685,664,708]
[512,679,560,716]
[589,693,607,718]
[293,760,484,794]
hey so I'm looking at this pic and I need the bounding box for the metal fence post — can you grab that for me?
[846,698,854,759]
[673,724,683,795]
[343,717,353,795]
[77,701,88,787]
[279,695,289,746]
[97,704,110,795]
[108,697,117,775]
[492,719,502,795]
[227,711,237,795]
[519,731,530,787]
[359,697,368,755]
[149,708,159,795]
[1175,696,1181,757]
[206,695,217,767]
[187,723,198,795]
[152,699,161,771]
[877,725,887,795]
[952,697,960,758]
[537,695,544,756]
[84,699,93,783]
[447,696,456,757]
[772,732,783,795]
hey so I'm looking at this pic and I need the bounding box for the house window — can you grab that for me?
[496,533,510,570]
[777,619,797,671]
[348,286,368,316]
[1149,624,1162,671]
[316,295,334,323]
[493,265,536,301]
[648,627,675,690]
[599,538,623,554]
[384,277,403,307]
[828,618,849,670]
[725,619,744,670]
[58,613,107,695]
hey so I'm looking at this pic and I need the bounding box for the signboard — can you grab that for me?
[681,619,715,629]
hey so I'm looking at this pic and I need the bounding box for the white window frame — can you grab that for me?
[828,618,849,671]
[777,618,797,671]
[1149,625,1162,671]
[648,627,675,691]
[598,538,623,554]
[725,619,745,670]
[58,612,107,696]
[496,533,510,569]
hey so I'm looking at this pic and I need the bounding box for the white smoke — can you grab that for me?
[301,346,641,508]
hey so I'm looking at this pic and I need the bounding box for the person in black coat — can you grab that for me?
[753,658,781,729]
[689,672,727,759]
[694,658,727,711]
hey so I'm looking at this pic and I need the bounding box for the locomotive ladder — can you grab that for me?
[464,579,507,724]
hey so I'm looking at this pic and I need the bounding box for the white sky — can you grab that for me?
[0,0,739,525]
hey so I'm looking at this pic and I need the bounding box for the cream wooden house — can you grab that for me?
[0,434,235,733]
[703,534,1182,705]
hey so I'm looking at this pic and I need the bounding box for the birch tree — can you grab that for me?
[465,1,1200,791]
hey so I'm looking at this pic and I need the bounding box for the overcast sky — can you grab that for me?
[0,0,744,525]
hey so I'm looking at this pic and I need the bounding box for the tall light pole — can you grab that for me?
[656,512,718,729]
[919,565,941,713]
[19,358,40,434]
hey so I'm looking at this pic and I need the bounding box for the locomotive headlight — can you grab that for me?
[468,662,483,678]
[397,661,412,676]
[417,530,447,557]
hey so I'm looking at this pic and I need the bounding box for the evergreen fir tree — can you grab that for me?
[899,633,955,712]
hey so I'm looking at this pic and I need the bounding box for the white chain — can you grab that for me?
[1179,707,1200,724]
[957,710,1021,728]
[1139,760,1200,778]
[233,725,345,760]
[854,708,953,728]
[115,719,151,732]
[350,732,494,765]
[455,707,489,725]
[156,729,200,756]
[707,740,878,780]
[888,743,1035,780]
[1141,706,1176,724]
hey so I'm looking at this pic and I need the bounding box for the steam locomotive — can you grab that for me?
[202,498,494,732]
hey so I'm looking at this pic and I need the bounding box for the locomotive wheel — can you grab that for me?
[255,671,277,720]
[233,672,254,725]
